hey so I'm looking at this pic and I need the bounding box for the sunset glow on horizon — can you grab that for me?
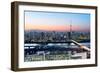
[25,11,90,32]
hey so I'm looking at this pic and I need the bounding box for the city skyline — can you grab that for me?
[25,11,90,32]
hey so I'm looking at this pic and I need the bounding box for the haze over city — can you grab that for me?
[25,11,90,32]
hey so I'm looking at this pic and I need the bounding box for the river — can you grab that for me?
[24,42,90,49]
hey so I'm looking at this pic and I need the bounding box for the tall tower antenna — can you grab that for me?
[69,20,72,39]
[70,20,72,34]
[68,20,72,40]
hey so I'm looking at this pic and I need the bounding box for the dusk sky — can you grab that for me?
[25,11,90,32]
